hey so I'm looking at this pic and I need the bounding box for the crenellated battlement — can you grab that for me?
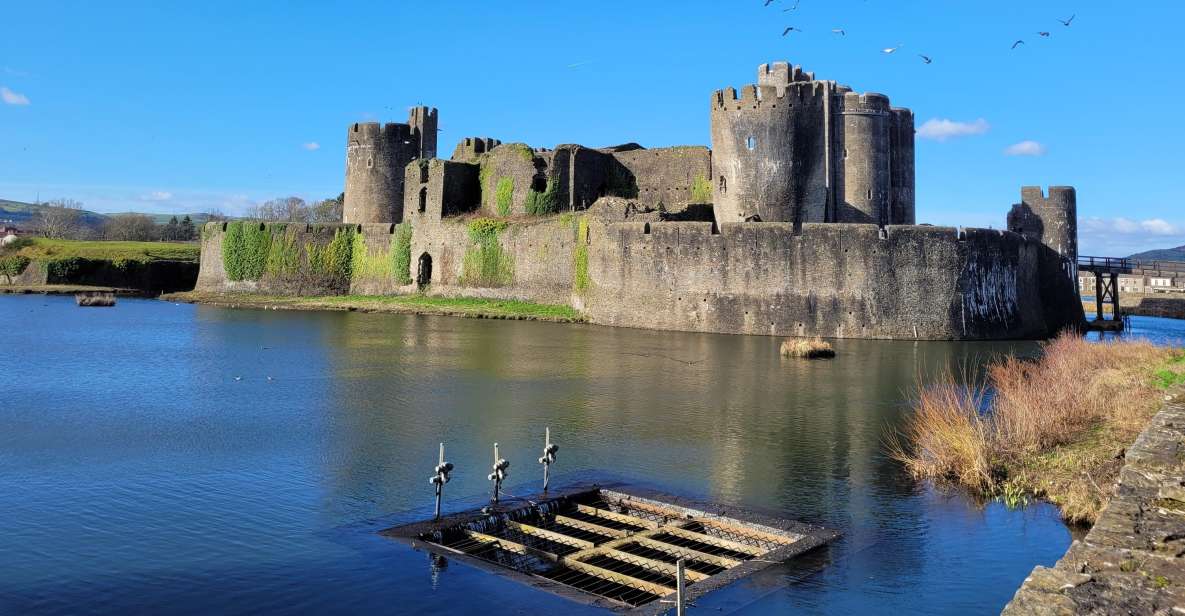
[710,80,832,111]
[839,91,891,114]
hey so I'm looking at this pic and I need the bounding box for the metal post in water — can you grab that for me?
[488,442,509,503]
[676,558,686,616]
[538,427,559,492]
[428,442,453,520]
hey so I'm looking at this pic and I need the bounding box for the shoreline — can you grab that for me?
[1,284,153,297]
[161,291,586,323]
[1004,393,1185,612]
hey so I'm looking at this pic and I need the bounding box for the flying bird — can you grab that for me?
[764,0,774,5]
[918,54,932,64]
[1038,31,1050,37]
[882,44,902,54]
[1058,14,1075,26]
[831,28,846,36]
[782,26,802,36]
[1011,39,1025,49]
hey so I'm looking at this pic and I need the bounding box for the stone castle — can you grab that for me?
[196,60,1083,340]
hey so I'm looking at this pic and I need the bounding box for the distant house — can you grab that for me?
[0,225,21,236]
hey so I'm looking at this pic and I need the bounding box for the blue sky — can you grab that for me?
[1,0,1181,255]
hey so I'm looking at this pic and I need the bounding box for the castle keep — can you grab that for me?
[196,61,1083,340]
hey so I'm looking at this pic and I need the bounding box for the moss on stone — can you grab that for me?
[573,216,589,292]
[461,218,513,287]
[525,178,561,216]
[690,173,713,204]
[495,177,514,217]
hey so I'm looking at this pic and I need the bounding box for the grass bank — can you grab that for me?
[165,291,584,322]
[7,238,200,263]
[890,333,1185,524]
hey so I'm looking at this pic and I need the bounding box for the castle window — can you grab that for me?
[419,164,429,183]
[418,187,427,213]
[746,136,757,150]
[843,148,848,159]
[718,175,727,193]
[367,157,374,169]
[531,176,546,192]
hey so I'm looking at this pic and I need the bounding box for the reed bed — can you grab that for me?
[780,337,836,359]
[890,333,1184,524]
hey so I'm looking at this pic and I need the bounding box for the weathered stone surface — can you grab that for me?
[1003,401,1185,615]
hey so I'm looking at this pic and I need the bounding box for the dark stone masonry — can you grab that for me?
[1003,398,1185,614]
[195,60,1084,340]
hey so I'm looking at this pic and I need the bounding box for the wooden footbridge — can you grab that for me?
[1078,256,1185,330]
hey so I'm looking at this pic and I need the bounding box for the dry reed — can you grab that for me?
[890,332,1181,524]
[780,337,836,359]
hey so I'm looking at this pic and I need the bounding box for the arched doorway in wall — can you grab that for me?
[417,253,433,289]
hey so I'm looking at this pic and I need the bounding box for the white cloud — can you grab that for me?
[302,142,321,151]
[1,86,30,105]
[1083,217,1180,236]
[1080,216,1185,256]
[141,191,174,201]
[1004,140,1047,156]
[916,118,989,141]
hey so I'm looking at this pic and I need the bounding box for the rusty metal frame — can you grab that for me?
[381,483,838,615]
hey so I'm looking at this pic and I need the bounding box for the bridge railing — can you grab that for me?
[1078,256,1130,271]
[1078,255,1185,275]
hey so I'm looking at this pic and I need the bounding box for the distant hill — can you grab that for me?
[0,199,109,228]
[0,199,215,229]
[1129,246,1185,262]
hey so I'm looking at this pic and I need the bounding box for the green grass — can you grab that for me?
[10,238,199,263]
[168,291,582,322]
[318,295,581,320]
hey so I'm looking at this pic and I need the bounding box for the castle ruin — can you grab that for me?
[196,61,1083,340]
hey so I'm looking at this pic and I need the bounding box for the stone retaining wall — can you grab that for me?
[1003,399,1185,613]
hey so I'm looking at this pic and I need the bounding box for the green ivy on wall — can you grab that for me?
[392,223,413,285]
[222,221,271,281]
[573,216,589,292]
[350,224,413,285]
[495,177,514,217]
[525,178,561,216]
[307,227,354,283]
[690,173,712,204]
[460,218,513,287]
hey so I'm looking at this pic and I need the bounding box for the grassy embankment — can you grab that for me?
[165,291,584,322]
[891,333,1185,524]
[1,238,200,290]
[8,238,199,262]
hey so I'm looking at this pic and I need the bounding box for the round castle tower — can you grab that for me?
[837,92,891,225]
[343,106,438,224]
[709,61,915,228]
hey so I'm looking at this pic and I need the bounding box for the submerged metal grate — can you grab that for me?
[383,486,838,613]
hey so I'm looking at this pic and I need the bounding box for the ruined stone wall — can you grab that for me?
[409,216,580,305]
[403,159,480,223]
[343,106,437,225]
[606,146,712,212]
[477,143,547,216]
[583,222,1058,340]
[193,216,1079,340]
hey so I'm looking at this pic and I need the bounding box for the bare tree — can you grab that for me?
[248,197,311,222]
[33,199,84,239]
[311,193,343,223]
[103,213,159,241]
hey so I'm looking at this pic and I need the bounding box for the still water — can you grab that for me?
[3,295,1181,615]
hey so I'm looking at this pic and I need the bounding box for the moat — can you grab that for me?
[4,295,1180,614]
